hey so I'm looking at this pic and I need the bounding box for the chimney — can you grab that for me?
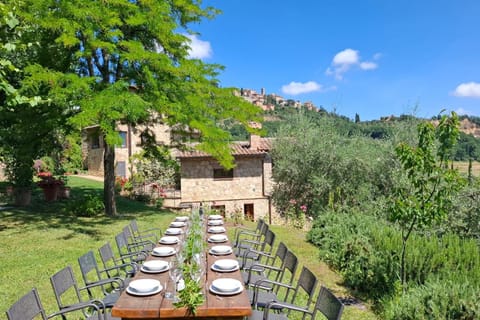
[250,134,261,150]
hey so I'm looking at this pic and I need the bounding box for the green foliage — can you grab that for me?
[130,148,178,188]
[308,208,480,317]
[65,193,105,217]
[174,210,205,314]
[7,0,262,215]
[173,277,204,315]
[383,276,480,319]
[389,111,465,286]
[308,210,400,299]
[455,131,480,161]
[271,113,395,218]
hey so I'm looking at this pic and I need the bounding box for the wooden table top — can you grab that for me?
[112,219,252,319]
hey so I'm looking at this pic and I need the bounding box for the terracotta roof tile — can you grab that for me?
[176,137,273,158]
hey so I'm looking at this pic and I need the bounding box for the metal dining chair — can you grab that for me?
[247,249,299,308]
[98,241,139,282]
[233,218,265,244]
[263,285,344,320]
[250,266,318,317]
[235,224,272,259]
[122,225,155,251]
[129,219,161,243]
[241,241,288,276]
[50,265,119,319]
[115,231,148,264]
[6,287,103,320]
[78,250,124,308]
[238,228,276,270]
[233,219,267,255]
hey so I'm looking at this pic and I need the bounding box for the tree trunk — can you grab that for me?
[104,142,117,216]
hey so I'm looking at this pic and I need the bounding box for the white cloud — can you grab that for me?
[333,48,359,65]
[327,48,379,80]
[186,34,212,59]
[359,61,378,70]
[281,81,322,95]
[453,82,480,98]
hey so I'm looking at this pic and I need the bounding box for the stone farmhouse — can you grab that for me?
[175,134,274,221]
[81,124,275,221]
[82,123,172,178]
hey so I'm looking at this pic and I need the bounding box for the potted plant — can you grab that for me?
[37,172,64,201]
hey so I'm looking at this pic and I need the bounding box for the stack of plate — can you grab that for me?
[141,260,169,273]
[152,246,176,257]
[209,278,243,295]
[127,279,162,296]
[211,259,239,272]
[209,245,233,255]
[208,226,226,234]
[159,236,179,244]
[208,234,228,243]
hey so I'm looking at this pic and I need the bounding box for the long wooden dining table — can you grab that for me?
[111,217,252,319]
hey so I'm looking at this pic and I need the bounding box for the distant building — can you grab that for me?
[175,134,275,221]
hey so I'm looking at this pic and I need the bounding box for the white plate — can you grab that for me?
[128,279,161,293]
[209,245,233,255]
[211,264,239,272]
[208,235,228,243]
[208,226,226,234]
[152,247,176,257]
[141,265,169,274]
[210,278,243,295]
[208,214,223,220]
[175,216,189,222]
[159,236,179,244]
[208,220,223,226]
[213,259,239,270]
[165,228,182,235]
[170,221,186,228]
[127,284,163,296]
[142,260,169,272]
[212,259,239,272]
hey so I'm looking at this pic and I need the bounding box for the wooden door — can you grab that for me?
[244,203,254,221]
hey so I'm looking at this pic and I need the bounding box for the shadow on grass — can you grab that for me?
[0,185,173,241]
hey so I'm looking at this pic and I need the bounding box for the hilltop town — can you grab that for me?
[237,88,319,112]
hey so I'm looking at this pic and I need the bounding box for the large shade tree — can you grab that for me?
[0,4,77,206]
[9,0,261,215]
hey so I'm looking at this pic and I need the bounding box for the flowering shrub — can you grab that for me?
[36,172,64,188]
[285,199,307,229]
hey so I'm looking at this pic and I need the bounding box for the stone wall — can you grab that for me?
[179,156,272,220]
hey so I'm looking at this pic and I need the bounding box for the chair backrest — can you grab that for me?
[6,288,47,320]
[99,242,116,269]
[313,286,344,320]
[275,250,299,295]
[262,228,276,252]
[123,225,134,242]
[130,219,140,235]
[78,250,102,286]
[50,265,84,310]
[287,266,318,318]
[115,231,130,255]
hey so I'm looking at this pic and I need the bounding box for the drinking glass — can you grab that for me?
[165,261,179,301]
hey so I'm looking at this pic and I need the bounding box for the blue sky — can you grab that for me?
[186,0,480,121]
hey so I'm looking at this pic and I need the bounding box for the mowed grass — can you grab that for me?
[0,176,377,319]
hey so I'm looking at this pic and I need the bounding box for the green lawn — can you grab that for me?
[0,176,377,319]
